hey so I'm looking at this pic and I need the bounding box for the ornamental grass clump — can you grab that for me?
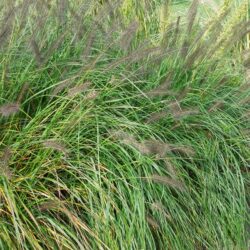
[0,0,249,249]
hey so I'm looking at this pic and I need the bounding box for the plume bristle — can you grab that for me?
[58,0,68,26]
[44,33,66,63]
[85,90,99,100]
[180,40,190,59]
[51,79,73,97]
[81,0,122,58]
[119,20,139,51]
[146,216,160,229]
[0,6,15,47]
[42,140,69,156]
[144,139,171,158]
[168,100,181,112]
[67,82,92,97]
[0,147,13,179]
[110,131,148,155]
[111,131,172,157]
[208,101,224,112]
[163,159,178,178]
[242,49,250,62]
[172,109,200,120]
[70,1,94,41]
[30,39,44,66]
[0,24,12,47]
[146,110,168,123]
[168,101,199,120]
[187,0,199,34]
[171,16,181,46]
[246,68,250,82]
[170,145,195,157]
[0,103,20,117]
[0,147,12,166]
[239,96,250,105]
[106,46,162,70]
[239,82,250,92]
[151,202,172,220]
[146,74,173,98]
[149,175,186,191]
[17,83,29,103]
[38,200,62,211]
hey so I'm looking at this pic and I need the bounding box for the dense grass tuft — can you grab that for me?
[0,0,249,249]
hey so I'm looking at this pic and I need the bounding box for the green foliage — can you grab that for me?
[0,0,249,249]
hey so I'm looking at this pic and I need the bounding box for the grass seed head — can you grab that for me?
[164,159,178,177]
[17,83,30,103]
[187,0,199,34]
[146,75,173,98]
[114,132,151,155]
[242,49,250,67]
[42,140,69,156]
[170,145,196,157]
[51,79,73,97]
[208,101,225,112]
[246,69,250,82]
[38,200,62,211]
[85,90,99,100]
[67,82,92,97]
[149,175,186,191]
[144,139,171,158]
[146,110,168,123]
[239,82,250,92]
[119,20,139,51]
[0,147,13,180]
[58,0,68,26]
[113,131,187,158]
[30,39,44,66]
[0,103,20,117]
[168,101,199,120]
[151,202,172,220]
[146,216,160,230]
[172,108,200,120]
[0,147,12,164]
[44,33,67,64]
[0,24,12,48]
